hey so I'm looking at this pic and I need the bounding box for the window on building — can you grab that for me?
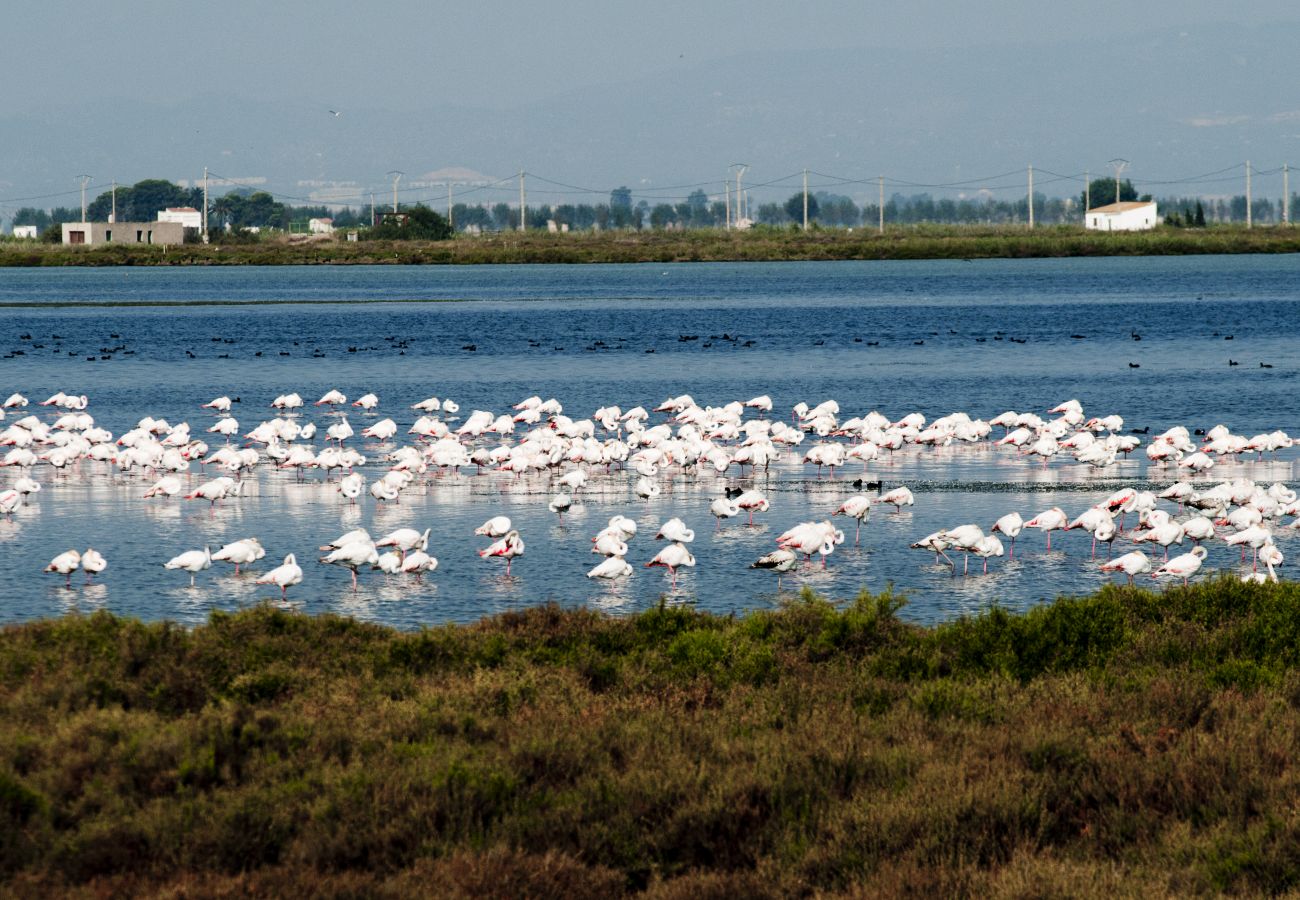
[136,230,143,242]
[105,231,112,242]
[68,230,85,244]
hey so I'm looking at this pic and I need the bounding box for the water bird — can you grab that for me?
[587,556,633,579]
[991,512,1024,559]
[44,549,81,589]
[1151,546,1207,586]
[751,548,798,589]
[1100,550,1152,584]
[256,554,303,598]
[834,495,873,545]
[646,542,695,587]
[475,516,512,538]
[321,541,379,590]
[165,546,212,588]
[479,530,524,576]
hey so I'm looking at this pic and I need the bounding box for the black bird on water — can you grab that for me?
[1229,359,1239,366]
[1128,362,1140,368]
[851,479,883,492]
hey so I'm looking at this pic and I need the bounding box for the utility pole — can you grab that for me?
[1245,160,1252,228]
[802,169,809,231]
[370,193,376,227]
[1107,159,1129,209]
[878,175,884,233]
[110,180,116,224]
[518,170,526,231]
[77,174,91,223]
[724,181,731,231]
[1285,164,1290,226]
[727,163,748,229]
[388,171,403,214]
[202,167,209,242]
[1028,165,1034,228]
[1085,170,1090,212]
[447,182,453,228]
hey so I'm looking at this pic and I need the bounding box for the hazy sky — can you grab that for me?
[5,2,1300,207]
[9,0,1298,114]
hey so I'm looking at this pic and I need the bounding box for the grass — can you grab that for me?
[4,224,1300,267]
[5,577,1300,896]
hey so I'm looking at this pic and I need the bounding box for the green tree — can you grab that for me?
[1195,201,1206,227]
[368,204,452,240]
[784,192,817,223]
[649,204,676,229]
[1081,178,1137,210]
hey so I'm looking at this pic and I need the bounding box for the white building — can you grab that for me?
[157,207,202,229]
[1085,201,1158,232]
[308,217,335,235]
[12,225,38,239]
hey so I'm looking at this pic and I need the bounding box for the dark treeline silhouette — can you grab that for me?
[9,179,1300,236]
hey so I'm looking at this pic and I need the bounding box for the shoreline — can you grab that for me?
[3,225,1300,267]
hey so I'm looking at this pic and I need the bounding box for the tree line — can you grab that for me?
[8,178,1300,238]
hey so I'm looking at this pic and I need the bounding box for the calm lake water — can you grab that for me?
[1,256,1297,627]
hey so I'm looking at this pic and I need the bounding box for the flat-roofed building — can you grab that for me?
[61,221,184,246]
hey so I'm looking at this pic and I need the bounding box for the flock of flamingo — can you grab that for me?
[2,388,1295,605]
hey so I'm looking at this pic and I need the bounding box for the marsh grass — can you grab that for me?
[4,225,1300,268]
[5,578,1300,896]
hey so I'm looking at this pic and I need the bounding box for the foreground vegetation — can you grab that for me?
[6,577,1300,896]
[3,224,1300,268]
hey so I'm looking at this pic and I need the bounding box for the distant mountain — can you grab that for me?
[2,22,1295,216]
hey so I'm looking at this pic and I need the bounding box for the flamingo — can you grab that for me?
[1152,546,1207,586]
[316,389,347,407]
[834,495,873,546]
[0,490,21,517]
[1100,550,1152,584]
[44,549,81,589]
[710,497,741,530]
[592,532,628,558]
[1025,507,1068,551]
[321,540,379,590]
[655,518,695,543]
[971,535,1004,574]
[751,548,798,589]
[991,512,1023,559]
[479,530,524,576]
[645,542,695,587]
[338,472,365,504]
[587,556,633,579]
[256,554,303,599]
[941,524,986,575]
[734,490,770,526]
[319,528,370,551]
[213,538,264,575]
[548,492,572,522]
[81,549,107,583]
[165,546,212,588]
[399,551,438,582]
[475,516,512,538]
[910,531,954,567]
[876,486,914,512]
[376,527,430,562]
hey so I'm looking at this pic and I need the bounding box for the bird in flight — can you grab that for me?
[328,109,342,117]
